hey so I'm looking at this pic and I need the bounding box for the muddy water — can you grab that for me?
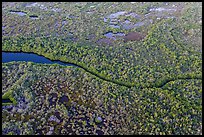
[97,31,146,44]
[104,32,125,40]
[124,32,146,42]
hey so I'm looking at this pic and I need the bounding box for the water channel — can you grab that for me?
[2,51,75,104]
[2,52,74,66]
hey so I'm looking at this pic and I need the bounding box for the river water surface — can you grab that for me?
[2,52,75,66]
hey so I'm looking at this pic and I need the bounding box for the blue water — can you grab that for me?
[2,99,12,103]
[2,52,74,66]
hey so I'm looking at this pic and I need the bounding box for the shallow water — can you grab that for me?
[104,32,125,40]
[134,22,145,27]
[29,15,38,19]
[26,2,48,10]
[25,2,38,7]
[105,11,147,30]
[108,11,126,18]
[10,11,27,16]
[122,19,145,30]
[51,8,61,12]
[103,5,180,32]
[149,7,177,12]
[125,12,141,19]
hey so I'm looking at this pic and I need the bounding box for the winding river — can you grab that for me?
[2,51,202,105]
[2,51,77,104]
[2,52,74,66]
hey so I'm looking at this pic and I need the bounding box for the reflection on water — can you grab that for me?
[2,52,74,66]
[26,2,48,10]
[105,11,148,30]
[103,4,180,32]
[125,12,141,19]
[107,11,126,18]
[10,10,27,16]
[149,7,177,12]
[51,8,61,12]
[122,19,145,30]
[26,2,38,7]
[104,32,125,40]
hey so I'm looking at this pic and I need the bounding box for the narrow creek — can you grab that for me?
[2,51,133,89]
[2,51,76,104]
[2,51,133,104]
[2,50,202,101]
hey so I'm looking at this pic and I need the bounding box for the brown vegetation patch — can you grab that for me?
[124,32,146,42]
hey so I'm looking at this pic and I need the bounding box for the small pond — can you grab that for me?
[103,6,178,31]
[104,11,148,30]
[104,32,125,40]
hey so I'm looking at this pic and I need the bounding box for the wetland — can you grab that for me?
[2,2,202,135]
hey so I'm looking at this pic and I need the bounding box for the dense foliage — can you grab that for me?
[2,62,202,135]
[2,2,202,135]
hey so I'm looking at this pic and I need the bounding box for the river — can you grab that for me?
[2,51,74,66]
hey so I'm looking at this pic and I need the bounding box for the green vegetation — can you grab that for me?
[2,2,202,135]
[2,18,202,89]
[2,62,202,135]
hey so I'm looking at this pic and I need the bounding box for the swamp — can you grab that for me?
[2,2,202,135]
